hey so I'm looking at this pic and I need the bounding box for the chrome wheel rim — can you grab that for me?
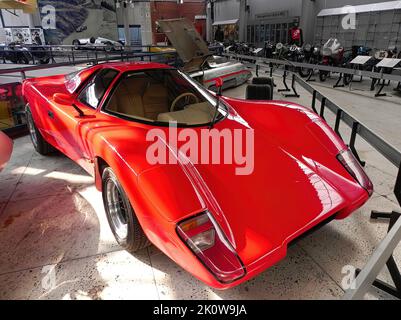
[27,112,38,148]
[106,179,128,240]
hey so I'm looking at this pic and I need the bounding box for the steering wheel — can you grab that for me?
[170,93,199,112]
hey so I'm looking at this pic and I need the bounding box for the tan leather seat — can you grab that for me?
[142,83,169,120]
[107,78,148,117]
[107,78,169,120]
[157,102,214,124]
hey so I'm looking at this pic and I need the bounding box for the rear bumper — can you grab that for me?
[194,189,370,289]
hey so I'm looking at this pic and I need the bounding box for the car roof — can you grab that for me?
[96,61,172,73]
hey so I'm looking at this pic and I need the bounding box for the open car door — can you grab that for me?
[157,18,211,73]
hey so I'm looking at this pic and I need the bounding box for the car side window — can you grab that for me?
[78,69,119,109]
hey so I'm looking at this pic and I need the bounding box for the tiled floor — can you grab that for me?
[0,76,400,299]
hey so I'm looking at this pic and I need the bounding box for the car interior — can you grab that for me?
[104,69,218,125]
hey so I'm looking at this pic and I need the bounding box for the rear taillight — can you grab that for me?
[337,149,373,196]
[177,212,245,283]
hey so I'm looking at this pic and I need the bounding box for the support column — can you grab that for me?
[123,6,131,46]
[238,0,247,42]
[206,1,212,42]
[28,14,35,28]
[300,0,317,45]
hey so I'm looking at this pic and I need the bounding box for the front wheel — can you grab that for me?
[26,105,54,155]
[343,73,353,86]
[102,167,150,252]
[319,70,329,82]
[299,65,312,78]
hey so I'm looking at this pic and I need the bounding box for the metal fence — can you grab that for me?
[230,54,401,299]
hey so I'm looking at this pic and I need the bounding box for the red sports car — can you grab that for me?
[0,131,13,172]
[22,62,373,289]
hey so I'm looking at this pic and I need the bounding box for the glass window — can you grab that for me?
[104,69,227,126]
[255,25,259,43]
[275,24,281,43]
[260,25,265,42]
[265,24,270,42]
[250,25,255,43]
[78,69,119,109]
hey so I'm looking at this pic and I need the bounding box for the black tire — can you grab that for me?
[319,70,329,82]
[299,66,311,78]
[18,54,30,65]
[102,167,150,252]
[40,57,50,64]
[25,105,54,155]
[104,42,113,52]
[72,39,80,50]
[343,74,353,86]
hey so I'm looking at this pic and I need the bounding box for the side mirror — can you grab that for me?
[215,77,223,96]
[53,93,73,105]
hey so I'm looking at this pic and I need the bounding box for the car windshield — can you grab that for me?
[104,68,227,126]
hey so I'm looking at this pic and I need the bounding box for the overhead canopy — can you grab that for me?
[318,0,401,17]
[0,0,37,13]
[212,19,239,26]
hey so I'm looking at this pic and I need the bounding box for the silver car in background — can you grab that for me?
[158,18,252,90]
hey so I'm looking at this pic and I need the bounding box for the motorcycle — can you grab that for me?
[319,38,353,84]
[1,42,50,65]
[2,43,31,64]
[273,43,287,60]
[264,41,275,59]
[298,43,321,77]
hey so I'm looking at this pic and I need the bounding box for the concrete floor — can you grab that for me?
[0,71,401,300]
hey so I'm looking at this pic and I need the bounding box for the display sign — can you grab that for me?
[256,10,289,20]
[2,27,45,44]
[376,58,401,68]
[350,55,373,65]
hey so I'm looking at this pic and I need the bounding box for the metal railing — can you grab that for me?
[224,52,401,97]
[227,54,401,299]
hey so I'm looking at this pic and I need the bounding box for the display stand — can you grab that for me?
[348,55,373,90]
[373,58,401,97]
[278,67,299,97]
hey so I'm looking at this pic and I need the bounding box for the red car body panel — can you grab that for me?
[22,62,372,289]
[0,131,13,172]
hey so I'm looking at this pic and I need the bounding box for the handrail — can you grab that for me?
[223,53,401,82]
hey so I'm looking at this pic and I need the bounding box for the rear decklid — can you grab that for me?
[157,18,211,73]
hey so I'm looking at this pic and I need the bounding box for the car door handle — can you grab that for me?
[47,110,54,119]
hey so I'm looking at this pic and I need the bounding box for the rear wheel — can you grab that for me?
[343,73,353,86]
[319,70,329,82]
[102,167,150,252]
[26,105,54,155]
[72,39,80,50]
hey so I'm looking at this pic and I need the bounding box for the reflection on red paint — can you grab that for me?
[0,82,26,130]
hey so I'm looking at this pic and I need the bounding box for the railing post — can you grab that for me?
[320,97,326,120]
[349,121,366,166]
[311,90,317,113]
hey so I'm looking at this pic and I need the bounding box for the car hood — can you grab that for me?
[157,18,211,73]
[150,101,366,266]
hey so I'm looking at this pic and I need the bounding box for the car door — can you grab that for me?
[49,68,119,173]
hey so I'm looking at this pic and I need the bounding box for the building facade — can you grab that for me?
[209,0,401,50]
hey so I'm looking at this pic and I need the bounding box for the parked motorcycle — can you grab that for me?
[1,42,50,64]
[298,43,321,77]
[264,41,275,59]
[273,43,287,60]
[319,38,353,84]
[2,43,31,64]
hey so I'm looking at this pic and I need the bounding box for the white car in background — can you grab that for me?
[72,37,124,52]
[158,18,252,91]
